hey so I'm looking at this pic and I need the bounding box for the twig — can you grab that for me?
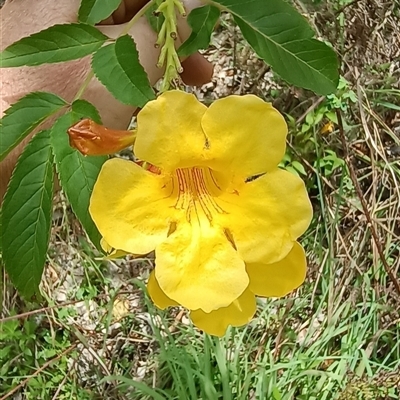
[336,109,400,295]
[273,298,294,361]
[248,64,270,93]
[0,299,86,323]
[0,344,77,400]
[334,0,363,15]
[0,290,140,323]
[296,96,325,125]
[73,0,156,101]
[51,374,68,400]
[120,0,156,36]
[286,141,351,203]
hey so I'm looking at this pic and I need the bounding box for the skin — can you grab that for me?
[0,0,213,203]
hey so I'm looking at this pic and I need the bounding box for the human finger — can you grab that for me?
[180,53,213,86]
[175,0,213,85]
[0,0,213,204]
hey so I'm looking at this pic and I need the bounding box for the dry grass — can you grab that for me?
[1,0,400,399]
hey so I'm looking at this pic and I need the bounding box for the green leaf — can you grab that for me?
[71,99,102,124]
[79,0,123,25]
[0,23,109,67]
[0,92,67,162]
[272,387,283,400]
[374,100,400,111]
[1,130,54,298]
[145,3,165,33]
[211,0,339,95]
[50,102,106,250]
[178,5,220,57]
[291,160,307,176]
[92,34,155,107]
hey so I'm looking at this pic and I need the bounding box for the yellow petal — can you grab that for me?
[100,238,129,259]
[89,158,175,254]
[134,91,208,172]
[247,242,307,297]
[201,95,287,179]
[100,237,114,253]
[217,168,313,264]
[190,289,256,337]
[155,222,249,313]
[147,271,178,309]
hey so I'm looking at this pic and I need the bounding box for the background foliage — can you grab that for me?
[0,0,339,298]
[1,0,399,399]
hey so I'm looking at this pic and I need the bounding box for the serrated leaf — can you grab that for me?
[92,34,155,107]
[0,92,67,162]
[50,104,106,250]
[2,130,54,298]
[178,5,220,57]
[71,99,102,124]
[212,0,339,95]
[79,0,123,25]
[0,23,109,67]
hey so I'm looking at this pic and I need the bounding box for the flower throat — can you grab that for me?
[173,167,224,223]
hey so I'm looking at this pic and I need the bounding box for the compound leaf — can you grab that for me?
[92,34,155,107]
[2,130,54,298]
[212,0,339,94]
[178,5,220,57]
[50,101,105,250]
[79,0,123,25]
[0,23,109,67]
[0,92,67,162]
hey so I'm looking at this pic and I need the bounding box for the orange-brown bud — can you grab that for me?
[68,119,136,156]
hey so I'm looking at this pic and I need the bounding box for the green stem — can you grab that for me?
[156,0,185,91]
[73,70,94,102]
[214,338,232,400]
[120,0,157,36]
[74,0,157,101]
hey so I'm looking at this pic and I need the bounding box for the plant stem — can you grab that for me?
[336,108,400,295]
[156,0,185,91]
[73,70,94,101]
[120,0,157,36]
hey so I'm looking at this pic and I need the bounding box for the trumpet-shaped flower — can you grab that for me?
[89,90,312,335]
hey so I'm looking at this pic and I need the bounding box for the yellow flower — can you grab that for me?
[89,90,312,335]
[148,242,306,336]
[100,238,129,259]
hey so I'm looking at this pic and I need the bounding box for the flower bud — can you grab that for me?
[68,119,136,156]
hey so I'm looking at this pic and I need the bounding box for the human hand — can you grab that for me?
[0,0,213,202]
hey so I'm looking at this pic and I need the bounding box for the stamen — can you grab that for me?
[174,167,225,222]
